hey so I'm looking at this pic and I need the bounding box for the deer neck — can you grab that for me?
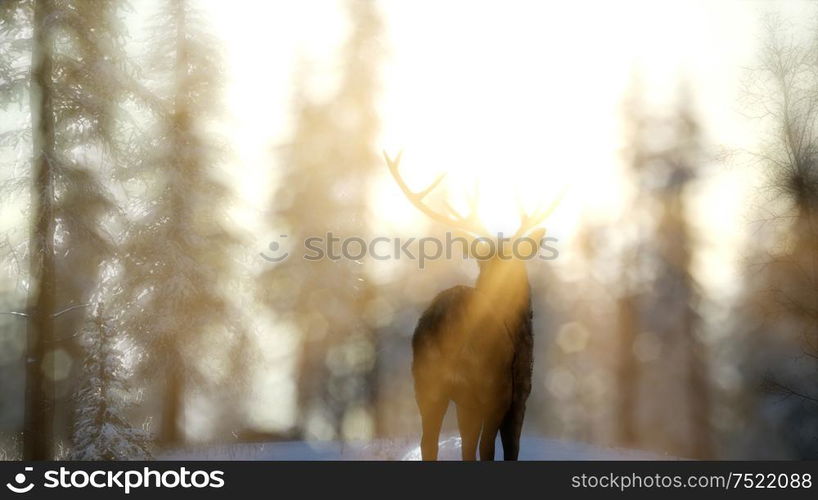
[474,265,532,321]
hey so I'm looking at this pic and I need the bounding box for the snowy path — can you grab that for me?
[162,435,670,461]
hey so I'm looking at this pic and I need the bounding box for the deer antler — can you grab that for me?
[384,151,490,237]
[513,185,568,238]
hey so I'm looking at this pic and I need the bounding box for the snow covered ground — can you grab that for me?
[161,435,671,461]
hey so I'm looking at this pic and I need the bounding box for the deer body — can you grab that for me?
[413,275,533,460]
[384,151,555,461]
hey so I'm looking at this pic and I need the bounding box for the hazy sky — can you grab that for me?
[0,0,807,298]
[204,0,813,303]
[0,0,810,311]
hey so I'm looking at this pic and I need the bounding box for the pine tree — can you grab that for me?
[617,82,713,458]
[72,305,151,460]
[0,0,137,459]
[654,91,712,459]
[120,0,242,446]
[259,0,384,440]
[740,14,818,457]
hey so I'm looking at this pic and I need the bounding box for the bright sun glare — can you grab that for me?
[375,0,708,237]
[376,2,626,236]
[211,0,758,262]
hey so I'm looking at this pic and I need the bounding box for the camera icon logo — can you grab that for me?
[6,466,34,494]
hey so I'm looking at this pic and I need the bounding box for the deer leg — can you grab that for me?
[500,402,525,460]
[479,405,506,461]
[418,397,447,461]
[456,404,482,461]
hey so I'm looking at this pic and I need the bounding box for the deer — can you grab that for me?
[384,151,559,461]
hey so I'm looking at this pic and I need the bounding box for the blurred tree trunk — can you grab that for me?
[615,294,638,447]
[23,0,56,461]
[160,365,184,445]
[158,0,188,443]
[685,300,712,459]
[669,104,712,459]
[659,103,712,459]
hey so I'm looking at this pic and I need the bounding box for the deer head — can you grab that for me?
[384,150,559,305]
